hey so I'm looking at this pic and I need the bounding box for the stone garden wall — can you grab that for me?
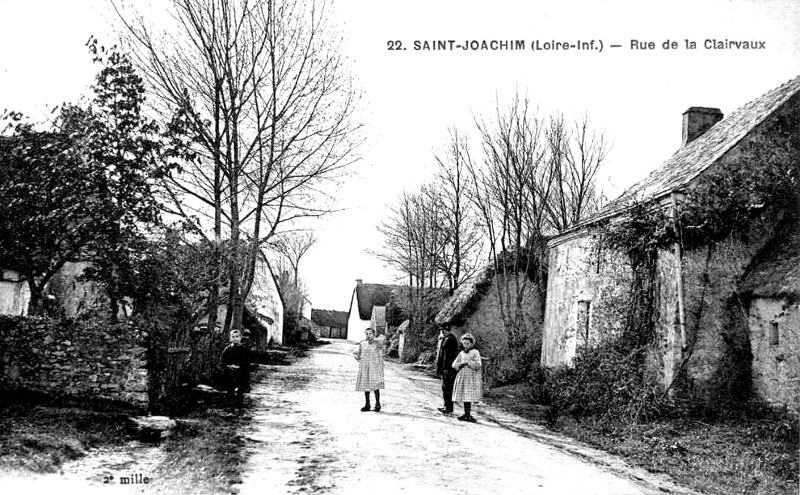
[0,315,148,409]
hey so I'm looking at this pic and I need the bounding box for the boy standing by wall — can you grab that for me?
[220,328,251,411]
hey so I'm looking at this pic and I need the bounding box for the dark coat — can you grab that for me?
[221,344,251,371]
[436,332,459,375]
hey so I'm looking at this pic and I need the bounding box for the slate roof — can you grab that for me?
[740,215,800,298]
[556,75,800,239]
[311,309,348,328]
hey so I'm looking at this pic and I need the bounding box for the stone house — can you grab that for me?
[0,269,30,315]
[246,253,285,348]
[435,262,544,386]
[270,265,311,344]
[299,294,313,339]
[738,218,800,410]
[0,261,112,318]
[541,75,800,411]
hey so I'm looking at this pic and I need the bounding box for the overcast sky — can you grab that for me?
[1,0,799,311]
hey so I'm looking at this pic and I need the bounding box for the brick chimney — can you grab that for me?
[356,279,362,286]
[682,107,723,145]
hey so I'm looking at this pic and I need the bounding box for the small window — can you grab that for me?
[591,242,603,274]
[769,322,779,346]
[577,301,591,348]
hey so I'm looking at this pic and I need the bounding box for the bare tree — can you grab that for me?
[374,129,482,299]
[543,113,609,232]
[271,253,310,344]
[374,188,443,290]
[464,93,608,373]
[372,186,447,352]
[270,230,317,285]
[433,127,483,294]
[467,93,550,359]
[112,0,361,331]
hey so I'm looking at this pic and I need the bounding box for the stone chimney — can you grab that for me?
[682,107,723,145]
[356,279,362,286]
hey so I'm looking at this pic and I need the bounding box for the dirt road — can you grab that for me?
[235,339,696,495]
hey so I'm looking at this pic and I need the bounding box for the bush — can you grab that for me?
[544,339,671,424]
[526,365,551,404]
[484,335,542,388]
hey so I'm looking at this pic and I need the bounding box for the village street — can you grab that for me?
[234,339,696,495]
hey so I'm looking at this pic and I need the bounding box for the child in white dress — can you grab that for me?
[452,333,482,422]
[354,328,385,411]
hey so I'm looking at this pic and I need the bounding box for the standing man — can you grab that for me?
[435,323,459,414]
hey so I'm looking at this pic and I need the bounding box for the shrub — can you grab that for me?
[544,339,671,424]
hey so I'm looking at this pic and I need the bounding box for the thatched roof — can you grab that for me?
[740,215,800,298]
[311,309,348,328]
[351,283,405,320]
[349,282,450,326]
[435,265,494,325]
[552,75,800,244]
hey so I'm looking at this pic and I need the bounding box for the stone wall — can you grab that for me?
[454,274,541,356]
[542,233,632,366]
[748,298,800,412]
[543,211,781,406]
[452,272,543,386]
[669,220,776,404]
[247,255,284,349]
[0,316,148,409]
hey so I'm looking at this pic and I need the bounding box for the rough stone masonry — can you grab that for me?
[0,316,149,408]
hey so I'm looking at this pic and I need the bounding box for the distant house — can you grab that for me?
[347,279,406,338]
[0,262,120,319]
[541,75,800,411]
[346,279,448,336]
[311,309,348,339]
[0,269,30,316]
[193,253,284,349]
[274,269,312,344]
[246,253,284,349]
[297,294,313,341]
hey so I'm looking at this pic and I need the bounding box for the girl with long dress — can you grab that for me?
[354,328,385,412]
[452,333,482,422]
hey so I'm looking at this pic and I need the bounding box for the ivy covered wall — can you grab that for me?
[541,88,799,412]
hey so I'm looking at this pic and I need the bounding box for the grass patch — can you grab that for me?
[149,369,275,494]
[485,383,799,495]
[0,388,254,494]
[0,392,130,473]
[151,412,249,494]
